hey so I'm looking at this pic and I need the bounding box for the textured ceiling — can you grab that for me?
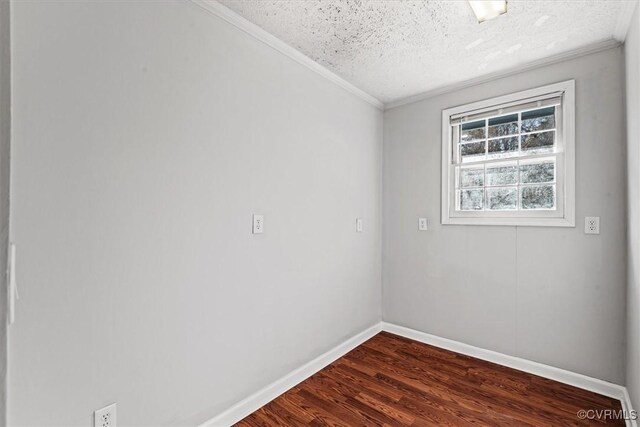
[219,0,631,104]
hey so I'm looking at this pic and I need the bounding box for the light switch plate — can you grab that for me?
[356,218,363,232]
[418,218,428,231]
[252,215,264,234]
[94,403,116,427]
[584,216,600,234]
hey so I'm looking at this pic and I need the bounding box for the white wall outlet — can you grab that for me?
[94,403,116,427]
[355,218,363,232]
[418,218,428,231]
[584,216,600,234]
[252,214,264,234]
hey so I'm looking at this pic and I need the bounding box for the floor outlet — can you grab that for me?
[94,403,117,427]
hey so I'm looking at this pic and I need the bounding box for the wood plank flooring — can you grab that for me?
[236,332,625,426]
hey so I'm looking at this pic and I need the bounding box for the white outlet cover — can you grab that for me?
[356,218,363,232]
[94,403,116,427]
[418,218,428,231]
[584,216,600,235]
[252,214,264,234]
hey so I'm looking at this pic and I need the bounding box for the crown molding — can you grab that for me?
[614,0,639,42]
[385,38,622,111]
[190,0,630,113]
[189,0,384,110]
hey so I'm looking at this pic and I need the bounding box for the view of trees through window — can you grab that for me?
[454,106,558,212]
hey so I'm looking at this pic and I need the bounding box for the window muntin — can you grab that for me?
[453,106,560,213]
[441,80,575,227]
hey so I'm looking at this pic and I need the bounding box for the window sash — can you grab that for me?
[451,105,564,167]
[448,153,565,219]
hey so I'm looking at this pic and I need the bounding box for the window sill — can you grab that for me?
[441,216,575,227]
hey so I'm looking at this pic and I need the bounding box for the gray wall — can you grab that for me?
[626,3,640,412]
[0,1,9,425]
[8,1,382,425]
[383,47,626,384]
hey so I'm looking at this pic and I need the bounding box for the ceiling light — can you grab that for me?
[468,1,507,23]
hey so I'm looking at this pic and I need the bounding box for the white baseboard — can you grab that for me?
[200,321,637,427]
[381,322,637,427]
[199,323,382,427]
[621,387,639,427]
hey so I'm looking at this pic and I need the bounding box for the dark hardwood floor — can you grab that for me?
[236,332,625,426]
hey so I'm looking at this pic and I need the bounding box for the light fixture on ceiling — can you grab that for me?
[468,1,507,23]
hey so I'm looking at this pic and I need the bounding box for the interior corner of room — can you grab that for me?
[0,0,639,426]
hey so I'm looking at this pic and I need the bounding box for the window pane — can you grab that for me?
[521,185,555,209]
[486,187,517,210]
[488,137,518,158]
[460,189,484,211]
[461,120,485,142]
[460,141,486,160]
[520,161,555,184]
[488,114,518,138]
[521,107,556,133]
[460,167,484,188]
[486,163,518,186]
[521,131,554,153]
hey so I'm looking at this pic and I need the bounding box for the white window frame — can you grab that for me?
[441,80,575,227]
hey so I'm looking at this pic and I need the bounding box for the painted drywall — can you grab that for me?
[0,1,9,425]
[626,2,640,413]
[383,47,626,384]
[8,1,382,425]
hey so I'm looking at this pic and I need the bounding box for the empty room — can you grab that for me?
[0,0,639,425]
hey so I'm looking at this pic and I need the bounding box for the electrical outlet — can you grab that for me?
[252,214,264,234]
[584,216,600,235]
[94,403,116,427]
[356,218,363,232]
[418,218,428,231]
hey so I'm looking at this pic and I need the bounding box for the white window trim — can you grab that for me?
[441,80,576,227]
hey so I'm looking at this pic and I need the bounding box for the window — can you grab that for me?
[441,80,575,227]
